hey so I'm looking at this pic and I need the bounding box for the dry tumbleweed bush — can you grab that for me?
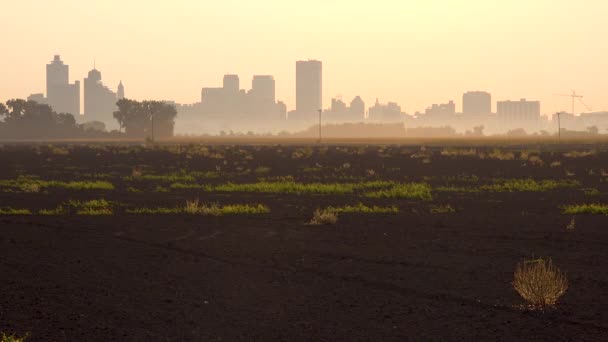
[513,258,568,308]
[309,209,338,225]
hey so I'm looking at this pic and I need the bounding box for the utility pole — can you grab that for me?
[556,112,561,143]
[151,112,155,143]
[318,109,322,144]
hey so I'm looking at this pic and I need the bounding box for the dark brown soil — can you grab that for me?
[1,144,607,341]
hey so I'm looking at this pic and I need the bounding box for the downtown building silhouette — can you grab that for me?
[28,55,80,116]
[84,67,125,128]
[289,60,323,122]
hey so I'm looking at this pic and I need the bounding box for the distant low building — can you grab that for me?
[323,96,366,123]
[27,93,48,105]
[368,99,403,122]
[497,99,540,128]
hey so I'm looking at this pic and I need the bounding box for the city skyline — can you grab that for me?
[1,0,607,116]
[11,54,608,136]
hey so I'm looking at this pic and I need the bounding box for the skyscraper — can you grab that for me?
[463,91,491,115]
[223,75,240,94]
[84,67,121,124]
[46,55,80,115]
[296,60,322,115]
[251,75,276,104]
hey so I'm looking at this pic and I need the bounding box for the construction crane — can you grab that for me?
[553,90,592,116]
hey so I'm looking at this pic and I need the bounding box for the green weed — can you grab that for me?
[325,203,399,214]
[68,199,113,216]
[365,183,432,200]
[129,201,270,216]
[562,204,608,215]
[0,208,32,215]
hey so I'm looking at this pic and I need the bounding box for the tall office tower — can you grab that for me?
[463,91,491,115]
[251,75,276,104]
[223,74,240,93]
[117,81,125,100]
[46,55,80,115]
[296,60,322,114]
[84,68,119,124]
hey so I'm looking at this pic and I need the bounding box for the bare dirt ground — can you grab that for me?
[0,143,607,341]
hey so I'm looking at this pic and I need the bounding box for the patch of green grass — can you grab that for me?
[254,166,271,175]
[0,208,32,215]
[125,171,219,183]
[127,186,141,193]
[125,207,182,214]
[325,203,399,214]
[479,179,579,192]
[54,180,115,190]
[68,199,113,216]
[562,204,608,215]
[436,179,579,193]
[38,205,67,216]
[171,180,395,195]
[128,201,270,216]
[365,183,432,201]
[0,177,114,191]
[169,183,208,190]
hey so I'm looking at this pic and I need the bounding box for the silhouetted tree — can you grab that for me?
[114,99,177,139]
[587,126,599,135]
[0,99,79,139]
[506,128,528,137]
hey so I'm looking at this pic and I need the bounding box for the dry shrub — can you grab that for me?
[513,258,568,308]
[528,156,544,167]
[563,150,596,158]
[1,332,29,342]
[487,149,515,161]
[566,217,576,231]
[309,209,338,225]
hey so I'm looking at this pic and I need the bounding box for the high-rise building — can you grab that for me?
[84,68,122,124]
[223,74,240,94]
[296,60,322,115]
[251,76,275,104]
[463,91,491,115]
[497,99,540,125]
[46,55,80,115]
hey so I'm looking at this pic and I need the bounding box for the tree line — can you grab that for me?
[0,98,177,140]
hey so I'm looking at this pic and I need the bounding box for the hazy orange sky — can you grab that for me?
[1,0,607,115]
